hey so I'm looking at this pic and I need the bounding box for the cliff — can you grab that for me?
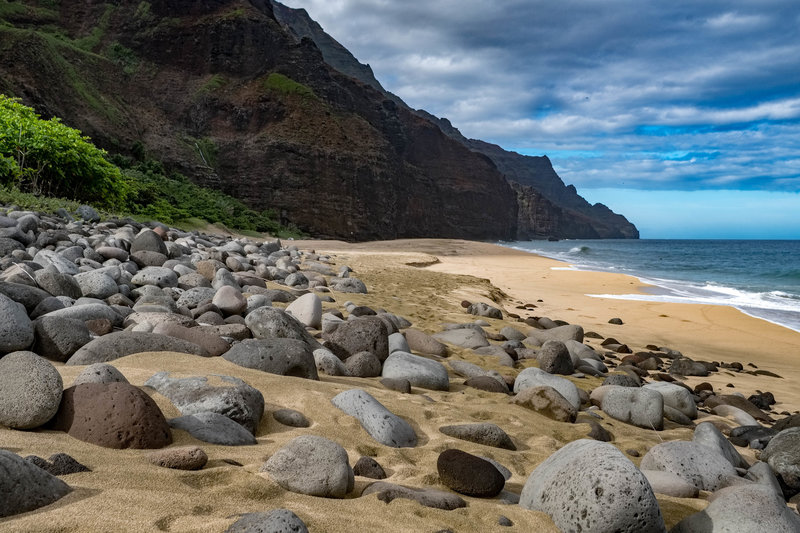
[0,0,636,241]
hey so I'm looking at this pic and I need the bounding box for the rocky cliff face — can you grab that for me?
[0,0,635,241]
[0,0,518,241]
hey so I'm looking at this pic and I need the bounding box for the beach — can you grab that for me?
[3,237,800,532]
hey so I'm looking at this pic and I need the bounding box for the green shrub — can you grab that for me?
[0,94,128,208]
[263,73,316,99]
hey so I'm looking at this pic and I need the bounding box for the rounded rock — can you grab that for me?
[0,351,63,429]
[0,292,34,352]
[382,351,449,391]
[148,446,208,470]
[0,450,72,518]
[262,435,354,498]
[437,449,505,497]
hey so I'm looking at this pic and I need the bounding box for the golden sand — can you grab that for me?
[2,238,798,532]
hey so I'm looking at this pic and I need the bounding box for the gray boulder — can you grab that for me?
[382,351,449,391]
[131,266,178,288]
[76,204,100,222]
[323,317,389,361]
[33,316,92,362]
[225,510,308,533]
[467,302,503,319]
[262,435,354,498]
[361,481,466,510]
[74,270,119,299]
[313,347,349,376]
[513,367,581,409]
[520,439,665,533]
[284,292,322,329]
[0,292,34,352]
[761,427,800,492]
[693,422,749,469]
[537,340,574,375]
[432,327,489,349]
[244,306,321,349]
[169,412,257,446]
[0,351,63,429]
[73,363,129,386]
[42,302,122,327]
[328,277,367,293]
[602,386,664,430]
[388,332,410,354]
[331,389,417,447]
[67,331,208,365]
[640,441,738,491]
[524,324,584,345]
[344,351,382,377]
[0,450,72,518]
[145,372,264,435]
[670,483,800,532]
[34,270,82,299]
[669,357,710,376]
[404,328,448,356]
[222,338,318,380]
[130,229,168,256]
[643,382,697,419]
[641,470,699,498]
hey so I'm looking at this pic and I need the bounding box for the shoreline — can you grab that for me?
[301,238,800,413]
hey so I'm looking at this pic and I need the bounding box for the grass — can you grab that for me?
[263,72,316,99]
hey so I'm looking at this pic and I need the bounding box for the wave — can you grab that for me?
[568,246,590,254]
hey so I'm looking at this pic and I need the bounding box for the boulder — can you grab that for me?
[467,302,503,319]
[432,328,489,349]
[404,328,448,356]
[513,367,581,410]
[272,408,310,428]
[344,351,382,377]
[439,423,515,450]
[388,332,410,354]
[0,292,34,352]
[524,324,584,345]
[72,363,129,386]
[519,439,665,533]
[284,292,322,329]
[602,386,664,430]
[50,382,172,449]
[169,412,257,446]
[130,229,168,256]
[331,389,417,448]
[152,322,230,357]
[640,441,738,491]
[323,317,389,361]
[244,306,321,349]
[705,394,773,423]
[537,340,574,375]
[761,427,800,493]
[42,303,122,327]
[225,510,309,533]
[145,372,264,435]
[353,457,386,479]
[511,385,577,423]
[361,482,466,510]
[262,435,354,498]
[437,449,505,497]
[0,450,72,518]
[33,316,92,362]
[313,347,349,376]
[131,266,178,288]
[328,277,367,293]
[669,357,709,377]
[641,470,699,498]
[212,285,247,316]
[0,351,63,429]
[67,331,208,365]
[222,338,318,380]
[382,351,449,391]
[74,270,119,299]
[465,375,509,394]
[693,422,749,469]
[24,453,90,476]
[643,381,697,419]
[34,270,82,299]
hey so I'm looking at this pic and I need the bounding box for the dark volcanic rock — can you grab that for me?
[0,450,72,518]
[222,338,318,380]
[66,331,208,365]
[353,456,387,479]
[323,317,389,361]
[437,449,505,497]
[50,383,172,449]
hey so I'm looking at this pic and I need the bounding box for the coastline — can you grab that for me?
[300,238,800,413]
[4,236,800,531]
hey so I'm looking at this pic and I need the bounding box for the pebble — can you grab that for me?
[148,446,208,470]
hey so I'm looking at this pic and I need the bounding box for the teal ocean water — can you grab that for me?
[502,239,800,333]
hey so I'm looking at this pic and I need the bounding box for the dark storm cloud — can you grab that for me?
[279,1,800,191]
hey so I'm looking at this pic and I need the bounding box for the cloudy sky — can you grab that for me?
[280,0,800,238]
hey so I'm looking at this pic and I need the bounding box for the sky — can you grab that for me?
[279,0,800,238]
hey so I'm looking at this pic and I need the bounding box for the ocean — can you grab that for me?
[501,239,800,333]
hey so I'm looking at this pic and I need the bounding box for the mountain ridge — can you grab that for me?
[0,0,637,241]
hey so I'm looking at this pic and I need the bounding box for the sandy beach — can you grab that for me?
[3,238,799,532]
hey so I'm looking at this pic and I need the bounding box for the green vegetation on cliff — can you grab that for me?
[0,95,300,237]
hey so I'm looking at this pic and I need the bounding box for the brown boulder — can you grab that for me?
[50,383,172,449]
[148,446,207,470]
[404,328,448,357]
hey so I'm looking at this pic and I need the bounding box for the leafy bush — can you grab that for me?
[0,94,128,208]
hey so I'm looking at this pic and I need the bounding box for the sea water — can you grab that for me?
[502,239,800,333]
